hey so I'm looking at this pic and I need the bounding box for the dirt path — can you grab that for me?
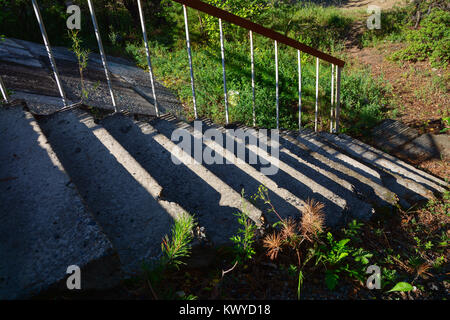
[341,0,403,11]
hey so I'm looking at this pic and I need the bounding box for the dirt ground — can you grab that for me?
[341,0,449,179]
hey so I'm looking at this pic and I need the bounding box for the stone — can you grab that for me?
[399,133,449,161]
[371,119,419,152]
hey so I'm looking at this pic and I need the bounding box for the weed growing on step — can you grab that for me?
[142,212,196,299]
[255,185,326,299]
[230,190,257,264]
[161,213,197,269]
[69,30,90,102]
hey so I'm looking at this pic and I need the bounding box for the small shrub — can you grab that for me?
[390,9,450,67]
[69,30,90,101]
[230,190,258,264]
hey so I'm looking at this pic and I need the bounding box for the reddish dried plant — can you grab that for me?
[300,198,325,242]
[263,232,283,260]
[281,217,298,240]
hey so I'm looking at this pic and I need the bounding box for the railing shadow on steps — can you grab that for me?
[0,0,344,133]
[1,1,446,195]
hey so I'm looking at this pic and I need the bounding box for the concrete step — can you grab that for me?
[142,115,374,226]
[99,113,263,244]
[318,132,447,206]
[278,130,398,210]
[0,104,121,299]
[36,108,189,275]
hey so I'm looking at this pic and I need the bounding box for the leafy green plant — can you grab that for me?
[69,30,90,101]
[387,281,414,293]
[341,219,364,243]
[382,268,398,289]
[313,232,373,290]
[390,8,450,67]
[230,190,258,264]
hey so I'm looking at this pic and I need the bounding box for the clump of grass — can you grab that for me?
[143,212,196,299]
[300,199,325,242]
[256,185,326,299]
[161,213,197,269]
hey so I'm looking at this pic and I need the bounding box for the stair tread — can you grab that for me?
[0,105,120,299]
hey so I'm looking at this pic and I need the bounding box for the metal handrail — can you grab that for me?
[2,0,343,133]
[176,0,343,132]
[172,0,345,67]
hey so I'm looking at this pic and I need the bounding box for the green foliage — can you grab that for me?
[339,68,391,136]
[341,219,364,243]
[390,9,450,67]
[382,268,398,289]
[161,213,196,270]
[387,281,414,293]
[201,0,267,41]
[230,190,257,264]
[313,232,372,290]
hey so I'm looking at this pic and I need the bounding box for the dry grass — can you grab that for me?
[300,198,326,242]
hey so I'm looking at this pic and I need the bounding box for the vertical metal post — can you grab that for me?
[334,66,338,132]
[31,0,67,108]
[330,64,335,133]
[0,76,9,103]
[219,18,229,125]
[275,40,279,130]
[297,50,302,130]
[87,0,117,112]
[137,0,159,117]
[335,66,341,133]
[183,5,197,119]
[315,57,319,132]
[250,31,256,127]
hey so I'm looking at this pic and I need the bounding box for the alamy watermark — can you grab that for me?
[66,265,81,290]
[66,4,81,30]
[366,265,381,289]
[171,121,280,176]
[367,5,381,30]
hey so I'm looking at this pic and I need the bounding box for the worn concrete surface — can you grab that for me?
[0,38,183,116]
[100,113,263,244]
[148,116,374,226]
[371,119,419,153]
[0,104,121,299]
[400,133,450,161]
[319,132,447,206]
[36,108,185,275]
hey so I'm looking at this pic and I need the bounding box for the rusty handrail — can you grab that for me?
[171,0,345,67]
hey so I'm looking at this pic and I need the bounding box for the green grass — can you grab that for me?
[390,8,450,68]
[127,35,390,135]
[1,1,393,134]
[361,4,449,68]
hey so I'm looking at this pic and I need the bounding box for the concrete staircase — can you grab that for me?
[1,102,447,299]
[1,38,447,299]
